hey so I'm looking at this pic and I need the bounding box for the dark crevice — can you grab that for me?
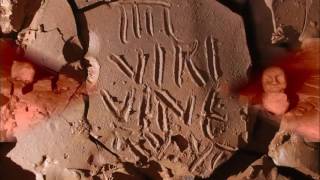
[0,143,36,180]
[217,0,262,76]
[205,150,263,180]
[78,0,118,12]
[278,166,314,180]
[67,0,90,53]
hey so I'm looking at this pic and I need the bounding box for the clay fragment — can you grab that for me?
[83,0,251,178]
[18,0,83,72]
[265,0,320,44]
[268,131,320,179]
[0,0,41,34]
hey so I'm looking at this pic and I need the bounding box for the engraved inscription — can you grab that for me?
[163,8,174,37]
[156,101,169,132]
[215,142,238,152]
[145,8,154,36]
[205,36,221,82]
[183,95,196,125]
[185,41,207,86]
[132,4,142,39]
[120,6,129,44]
[211,151,224,170]
[118,1,176,44]
[100,89,136,122]
[155,90,184,117]
[189,143,214,172]
[154,43,165,87]
[100,89,120,119]
[174,45,184,87]
[109,54,134,79]
[190,134,199,155]
[157,131,172,159]
[173,41,207,87]
[118,0,171,7]
[120,89,136,122]
[135,50,149,84]
[110,40,214,88]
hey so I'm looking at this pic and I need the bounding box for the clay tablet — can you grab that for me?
[85,0,251,177]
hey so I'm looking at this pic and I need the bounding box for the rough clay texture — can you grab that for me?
[271,0,320,42]
[0,0,41,34]
[5,0,252,179]
[265,0,320,45]
[85,0,250,178]
[17,0,82,71]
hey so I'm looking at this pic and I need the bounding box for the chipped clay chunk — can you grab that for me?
[18,0,82,72]
[269,131,320,179]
